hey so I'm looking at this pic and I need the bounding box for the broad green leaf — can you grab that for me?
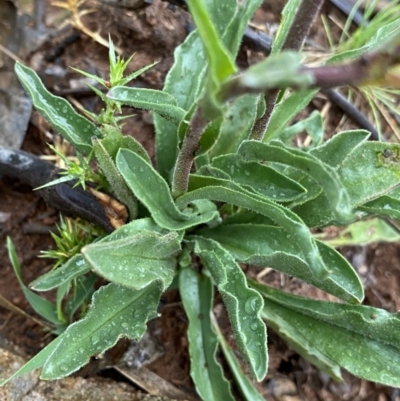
[7,237,60,325]
[92,137,138,219]
[177,181,329,280]
[271,0,302,53]
[192,237,267,381]
[107,87,185,125]
[30,218,164,291]
[211,153,306,202]
[14,63,100,155]
[212,317,265,401]
[210,95,259,159]
[294,141,400,227]
[83,231,180,291]
[223,0,264,57]
[116,148,220,230]
[0,335,63,386]
[154,0,237,179]
[238,140,354,223]
[340,141,400,206]
[197,224,363,303]
[179,267,234,401]
[187,0,236,86]
[253,284,400,388]
[281,110,324,148]
[309,130,370,167]
[41,282,161,379]
[320,218,400,247]
[263,89,317,142]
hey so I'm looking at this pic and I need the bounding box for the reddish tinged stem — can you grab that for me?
[172,107,208,198]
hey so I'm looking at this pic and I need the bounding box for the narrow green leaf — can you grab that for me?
[154,32,207,180]
[116,148,220,230]
[66,274,97,320]
[118,61,158,87]
[0,335,63,386]
[223,0,264,57]
[41,282,161,379]
[107,87,185,125]
[14,63,100,155]
[253,284,400,388]
[30,254,90,291]
[177,181,329,280]
[360,188,400,220]
[187,0,236,85]
[192,237,267,381]
[83,231,180,291]
[271,0,302,53]
[263,89,317,142]
[7,237,60,325]
[321,218,400,247]
[211,153,306,202]
[179,267,234,401]
[212,316,266,401]
[281,110,324,148]
[197,224,363,303]
[238,140,354,223]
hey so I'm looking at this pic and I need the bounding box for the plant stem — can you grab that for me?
[250,0,325,141]
[172,107,208,198]
[249,91,278,141]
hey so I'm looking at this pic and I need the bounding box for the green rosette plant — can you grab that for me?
[3,0,400,399]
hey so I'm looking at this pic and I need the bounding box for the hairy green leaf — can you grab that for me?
[116,148,220,230]
[107,87,185,125]
[30,218,164,291]
[192,237,267,381]
[212,317,265,401]
[14,63,100,155]
[92,137,138,219]
[197,224,363,303]
[271,0,302,53]
[253,284,400,387]
[294,141,400,227]
[238,140,354,223]
[179,267,234,401]
[177,180,329,280]
[211,153,306,202]
[30,254,90,291]
[83,231,180,291]
[41,282,161,379]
